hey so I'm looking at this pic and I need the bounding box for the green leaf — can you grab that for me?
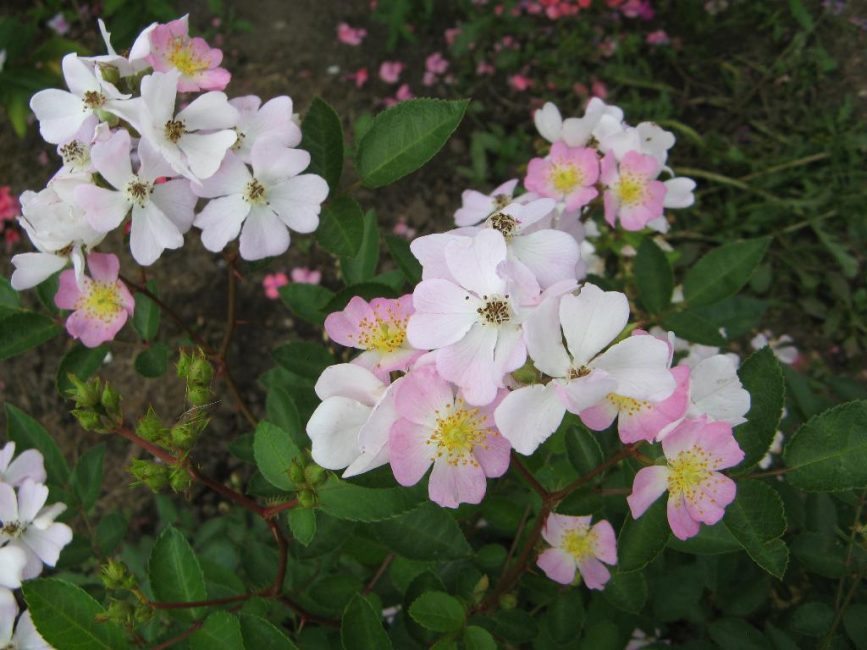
[618,498,670,572]
[463,626,497,650]
[5,404,70,484]
[302,97,344,191]
[565,424,604,475]
[341,594,392,650]
[278,282,335,326]
[691,296,768,340]
[602,571,647,614]
[35,272,60,314]
[72,443,105,512]
[56,344,108,395]
[96,512,128,555]
[544,590,585,642]
[634,238,673,314]
[708,618,771,650]
[23,578,129,650]
[357,98,469,188]
[844,604,867,649]
[734,348,785,469]
[0,276,21,316]
[661,308,726,346]
[288,507,317,546]
[790,602,833,637]
[253,421,301,491]
[134,342,170,378]
[409,591,465,633]
[783,401,867,491]
[667,520,741,555]
[240,613,299,649]
[132,285,160,340]
[385,234,422,285]
[317,196,364,257]
[0,312,60,360]
[683,237,771,307]
[723,480,789,578]
[148,525,208,621]
[340,210,380,285]
[788,0,814,31]
[189,611,245,650]
[266,385,305,448]
[371,502,472,560]
[318,475,425,522]
[273,341,334,380]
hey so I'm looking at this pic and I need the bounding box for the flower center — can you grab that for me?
[561,526,596,561]
[606,393,650,416]
[60,140,88,169]
[477,297,511,326]
[353,312,407,353]
[168,40,208,76]
[82,90,106,109]
[616,174,646,206]
[244,179,268,205]
[568,366,592,380]
[77,280,125,324]
[1,520,24,538]
[125,178,153,208]
[231,129,247,151]
[489,211,519,238]
[667,447,712,498]
[550,163,582,194]
[428,400,491,466]
[164,119,186,143]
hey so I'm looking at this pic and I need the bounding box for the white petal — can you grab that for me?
[593,335,676,401]
[177,92,239,131]
[194,194,250,252]
[314,363,385,405]
[495,384,566,455]
[663,177,696,208]
[0,547,26,591]
[407,279,479,349]
[522,290,571,378]
[151,179,197,233]
[137,136,176,181]
[444,229,508,297]
[687,355,750,425]
[560,117,593,147]
[179,130,237,180]
[238,206,289,260]
[534,102,563,143]
[129,202,184,266]
[0,587,17,641]
[194,151,251,199]
[251,142,310,186]
[307,397,370,470]
[140,70,178,126]
[510,229,580,289]
[29,89,88,144]
[559,285,629,365]
[10,253,66,290]
[62,53,98,96]
[268,175,328,233]
[90,130,133,189]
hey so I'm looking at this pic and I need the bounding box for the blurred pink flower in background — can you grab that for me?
[379,61,404,84]
[346,67,369,88]
[444,27,462,46]
[477,61,495,75]
[392,217,416,240]
[425,52,449,74]
[337,22,367,45]
[591,79,609,99]
[509,73,533,91]
[263,273,289,300]
[291,267,322,285]
[646,30,670,45]
[0,186,19,222]
[47,13,70,35]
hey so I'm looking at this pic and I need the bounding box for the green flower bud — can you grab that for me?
[98,599,134,625]
[186,385,212,407]
[136,407,167,444]
[510,359,538,386]
[72,408,102,432]
[169,422,198,450]
[288,461,305,484]
[303,464,327,486]
[189,356,213,386]
[168,466,192,493]
[499,593,517,610]
[100,383,121,415]
[67,374,101,408]
[177,350,192,379]
[298,489,317,508]
[134,603,154,624]
[98,63,120,86]
[129,459,169,492]
[101,559,135,591]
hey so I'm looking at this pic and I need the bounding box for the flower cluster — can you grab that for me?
[11,16,328,347]
[306,98,749,590]
[0,443,71,648]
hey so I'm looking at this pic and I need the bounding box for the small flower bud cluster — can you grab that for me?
[306,98,751,590]
[67,374,123,433]
[0,443,72,646]
[10,15,329,349]
[287,457,328,509]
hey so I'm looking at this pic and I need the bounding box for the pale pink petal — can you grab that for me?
[407,280,479,349]
[137,136,176,181]
[176,91,238,131]
[179,130,238,180]
[0,582,19,635]
[129,202,184,266]
[576,557,611,590]
[194,151,251,198]
[389,419,433,486]
[17,481,48,522]
[90,129,132,189]
[238,205,289,260]
[436,323,498,406]
[268,175,329,233]
[580,398,619,431]
[0,484,18,526]
[667,494,700,540]
[494,384,566,455]
[444,229,508,297]
[53,269,82,310]
[541,513,587,547]
[251,142,310,185]
[75,185,130,233]
[593,335,675,401]
[627,466,670,519]
[194,194,250,252]
[491,324,527,381]
[556,371,618,414]
[394,366,454,427]
[698,422,745,470]
[85,252,119,283]
[428,458,487,508]
[559,286,629,365]
[510,230,580,289]
[660,419,704,459]
[473,432,511,478]
[537,548,576,585]
[151,179,196,233]
[591,520,617,565]
[522,291,571,378]
[410,233,462,280]
[307,396,370,470]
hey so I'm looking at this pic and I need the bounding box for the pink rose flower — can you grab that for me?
[147,16,231,92]
[389,365,511,508]
[600,150,667,231]
[378,61,404,84]
[425,52,449,75]
[337,22,367,46]
[646,29,670,45]
[537,514,617,588]
[525,142,600,211]
[263,272,289,300]
[54,252,134,348]
[627,417,744,540]
[508,74,533,91]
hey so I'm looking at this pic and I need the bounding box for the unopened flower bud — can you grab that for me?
[98,63,120,86]
[472,574,490,603]
[130,459,169,492]
[288,461,305,484]
[189,356,213,386]
[134,603,153,624]
[101,559,135,591]
[136,407,166,443]
[72,408,102,432]
[499,593,517,610]
[100,383,121,414]
[170,423,197,450]
[169,466,192,493]
[99,599,134,625]
[177,350,192,379]
[186,385,212,407]
[67,374,101,408]
[298,489,316,508]
[303,464,326,486]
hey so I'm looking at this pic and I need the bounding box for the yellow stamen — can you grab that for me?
[550,163,583,194]
[607,393,651,417]
[561,525,597,561]
[667,447,712,500]
[169,41,208,76]
[77,280,125,324]
[616,174,646,206]
[351,305,408,353]
[427,399,492,467]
